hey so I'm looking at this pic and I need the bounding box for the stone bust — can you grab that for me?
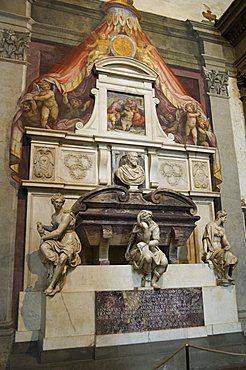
[115,152,145,186]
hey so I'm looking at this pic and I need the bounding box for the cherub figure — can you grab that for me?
[33,80,59,128]
[86,33,110,74]
[184,102,201,145]
[197,117,209,147]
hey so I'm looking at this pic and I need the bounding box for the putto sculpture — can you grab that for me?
[202,210,238,285]
[37,193,81,296]
[114,151,145,187]
[125,210,168,289]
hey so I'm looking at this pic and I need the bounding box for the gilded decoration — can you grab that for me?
[110,35,136,57]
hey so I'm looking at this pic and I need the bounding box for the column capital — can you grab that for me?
[203,68,229,96]
[0,28,30,63]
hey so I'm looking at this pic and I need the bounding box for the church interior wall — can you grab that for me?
[0,0,246,369]
[98,0,234,22]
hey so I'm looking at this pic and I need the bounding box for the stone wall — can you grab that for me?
[100,0,234,22]
[0,0,246,368]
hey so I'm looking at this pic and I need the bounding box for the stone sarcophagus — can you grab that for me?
[72,186,200,265]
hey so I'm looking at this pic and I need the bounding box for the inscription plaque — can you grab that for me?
[96,288,204,335]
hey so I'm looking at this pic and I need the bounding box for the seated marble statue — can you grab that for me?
[37,193,81,296]
[115,152,145,186]
[125,210,168,289]
[202,210,238,284]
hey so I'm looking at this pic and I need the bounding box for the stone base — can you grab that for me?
[15,264,241,352]
[9,332,246,370]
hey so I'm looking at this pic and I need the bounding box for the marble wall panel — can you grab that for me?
[59,148,97,185]
[44,291,95,338]
[187,200,215,262]
[30,145,56,182]
[190,159,212,192]
[158,157,189,191]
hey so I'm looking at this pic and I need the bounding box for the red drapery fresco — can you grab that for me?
[10,0,221,188]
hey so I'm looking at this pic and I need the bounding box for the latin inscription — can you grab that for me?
[96,288,204,335]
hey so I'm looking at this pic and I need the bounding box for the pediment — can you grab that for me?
[95,56,158,81]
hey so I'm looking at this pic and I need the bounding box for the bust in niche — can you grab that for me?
[114,151,145,187]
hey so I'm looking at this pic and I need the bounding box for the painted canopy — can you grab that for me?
[10,0,221,188]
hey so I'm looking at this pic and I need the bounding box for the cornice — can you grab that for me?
[32,0,103,21]
[216,0,246,47]
[32,21,84,45]
[0,10,34,31]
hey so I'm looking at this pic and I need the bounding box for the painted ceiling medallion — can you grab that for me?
[110,34,136,57]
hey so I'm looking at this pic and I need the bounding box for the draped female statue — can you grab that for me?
[202,210,238,284]
[37,193,81,296]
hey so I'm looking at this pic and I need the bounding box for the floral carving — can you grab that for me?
[160,161,183,186]
[192,162,209,189]
[64,153,92,180]
[204,68,229,96]
[33,148,55,179]
[0,29,30,61]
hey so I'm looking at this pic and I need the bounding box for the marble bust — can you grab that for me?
[115,151,145,186]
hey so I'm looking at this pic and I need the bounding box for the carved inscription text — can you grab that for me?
[96,288,204,335]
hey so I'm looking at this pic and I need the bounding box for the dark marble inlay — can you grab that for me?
[96,288,204,335]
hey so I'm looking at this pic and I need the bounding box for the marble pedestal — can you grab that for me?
[15,264,242,351]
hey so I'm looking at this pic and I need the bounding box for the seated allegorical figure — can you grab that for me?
[125,210,168,289]
[114,151,145,187]
[202,210,238,284]
[37,193,81,296]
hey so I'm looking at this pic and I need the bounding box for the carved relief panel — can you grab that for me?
[31,146,56,181]
[190,160,211,192]
[59,149,97,185]
[158,158,189,191]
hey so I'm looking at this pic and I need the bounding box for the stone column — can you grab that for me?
[206,76,246,314]
[189,20,246,329]
[0,1,32,365]
[237,73,246,133]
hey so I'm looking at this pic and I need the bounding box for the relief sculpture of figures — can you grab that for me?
[37,193,81,296]
[202,210,238,285]
[125,210,168,289]
[115,152,145,187]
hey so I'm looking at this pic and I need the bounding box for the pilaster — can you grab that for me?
[189,20,246,327]
[0,0,33,365]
